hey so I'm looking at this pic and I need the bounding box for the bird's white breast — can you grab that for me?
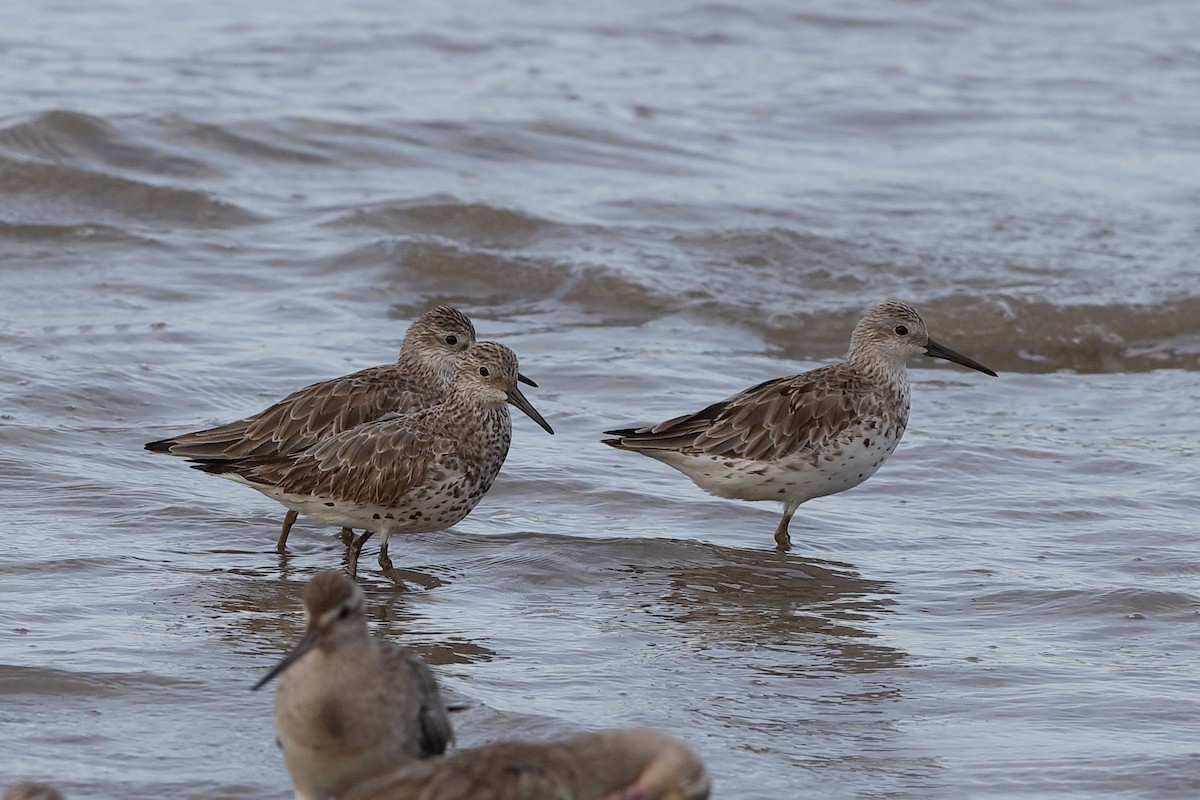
[652,420,906,506]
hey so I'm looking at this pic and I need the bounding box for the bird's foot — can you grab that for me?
[378,554,411,592]
[773,529,792,552]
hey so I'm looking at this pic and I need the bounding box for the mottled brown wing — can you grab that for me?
[604,376,790,448]
[238,414,443,506]
[610,365,881,461]
[148,364,437,459]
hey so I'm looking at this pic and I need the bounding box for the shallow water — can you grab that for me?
[2,0,1199,798]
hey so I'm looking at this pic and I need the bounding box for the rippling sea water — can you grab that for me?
[2,1,1198,798]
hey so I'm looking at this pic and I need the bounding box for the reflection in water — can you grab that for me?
[277,543,447,591]
[613,538,905,675]
[196,569,499,669]
[0,663,186,699]
[577,539,938,798]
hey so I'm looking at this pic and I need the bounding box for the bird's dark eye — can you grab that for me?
[894,325,908,336]
[478,366,489,377]
[338,606,351,619]
[445,335,458,346]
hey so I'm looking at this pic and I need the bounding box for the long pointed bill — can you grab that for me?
[251,625,324,691]
[517,372,538,388]
[506,385,554,434]
[924,338,997,377]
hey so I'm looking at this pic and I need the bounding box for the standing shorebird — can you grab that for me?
[340,728,709,800]
[192,341,554,586]
[603,301,996,550]
[145,306,541,552]
[254,571,453,800]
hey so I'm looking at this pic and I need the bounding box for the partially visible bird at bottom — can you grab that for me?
[254,571,453,800]
[340,728,710,800]
[603,300,996,550]
[191,341,554,587]
[2,784,64,800]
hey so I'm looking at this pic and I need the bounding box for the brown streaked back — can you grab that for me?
[603,363,886,463]
[340,728,709,800]
[145,305,477,459]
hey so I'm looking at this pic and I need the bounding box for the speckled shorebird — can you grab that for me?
[603,301,996,550]
[340,728,709,800]
[2,784,65,800]
[146,306,541,552]
[192,341,554,586]
[254,571,453,800]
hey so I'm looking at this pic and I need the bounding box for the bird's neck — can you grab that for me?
[847,351,911,390]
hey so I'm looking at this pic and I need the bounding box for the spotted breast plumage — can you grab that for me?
[145,305,481,551]
[192,341,554,586]
[146,306,544,552]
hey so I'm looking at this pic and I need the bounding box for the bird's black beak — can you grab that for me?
[506,385,554,435]
[252,624,324,691]
[924,338,997,377]
[517,373,538,388]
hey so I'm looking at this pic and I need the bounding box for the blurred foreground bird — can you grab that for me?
[254,571,452,800]
[2,784,64,800]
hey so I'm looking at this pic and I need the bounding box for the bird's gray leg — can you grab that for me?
[376,531,409,591]
[347,530,374,577]
[339,527,354,547]
[275,510,298,553]
[773,503,798,551]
